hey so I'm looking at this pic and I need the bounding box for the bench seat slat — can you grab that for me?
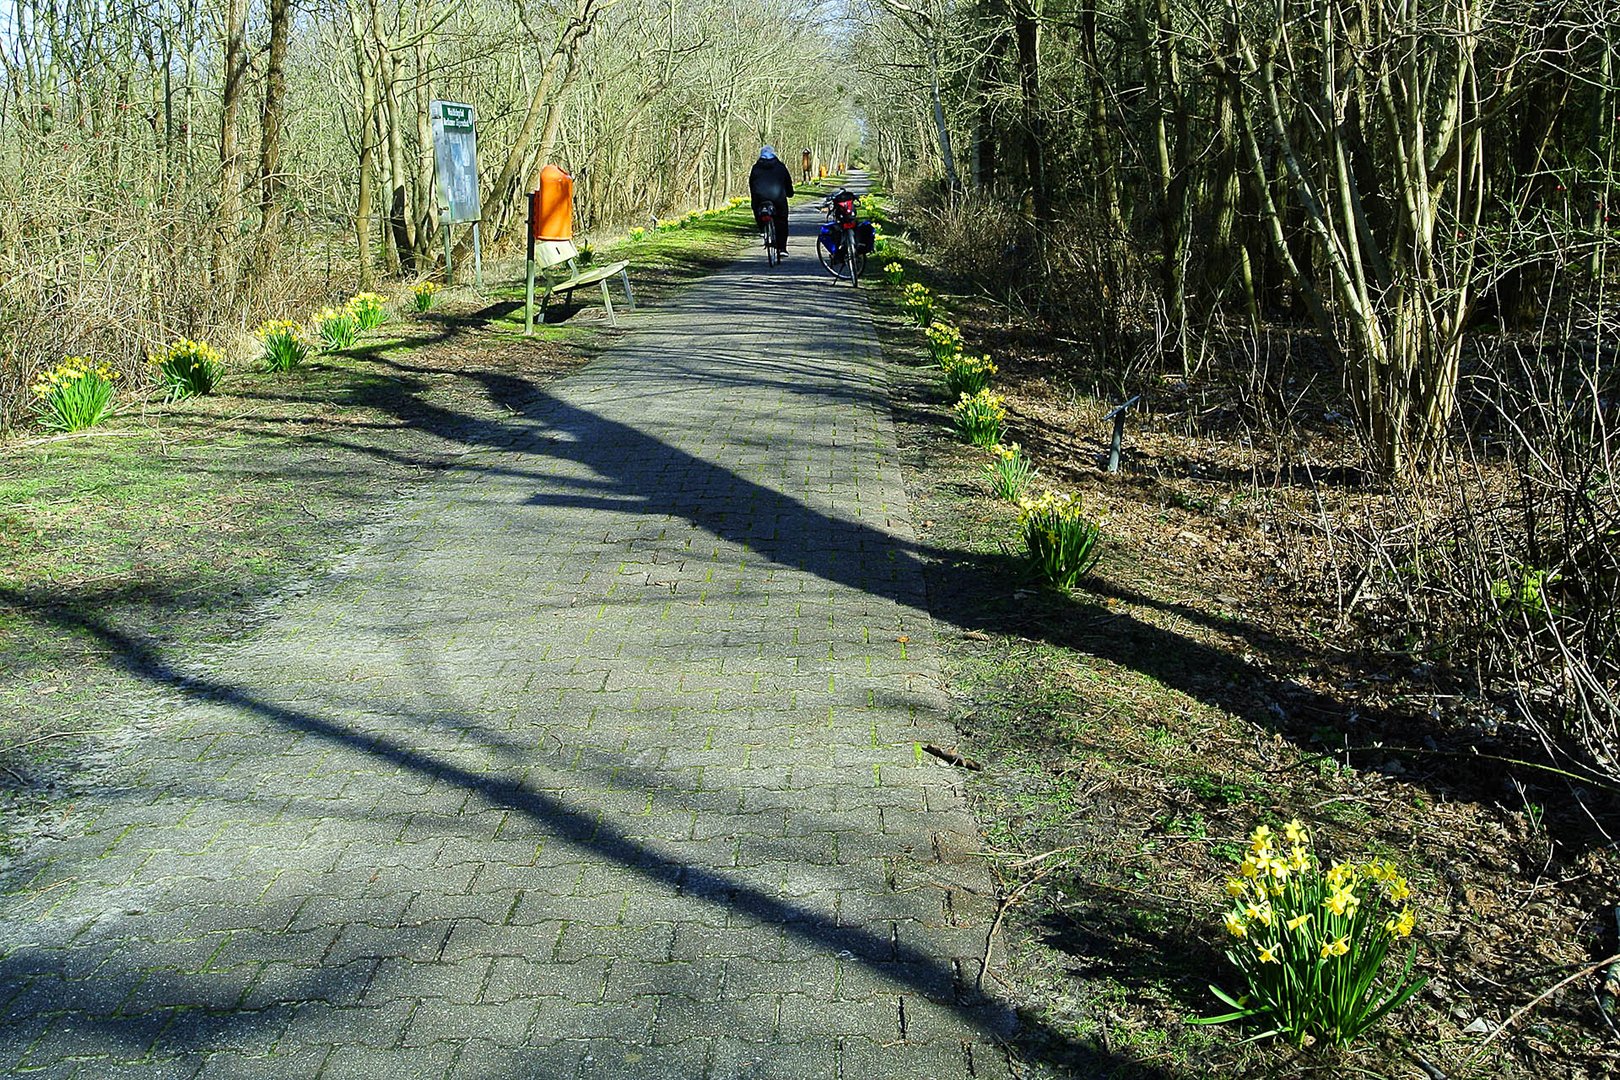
[544,260,629,292]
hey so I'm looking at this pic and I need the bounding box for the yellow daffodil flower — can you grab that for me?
[1324,889,1359,916]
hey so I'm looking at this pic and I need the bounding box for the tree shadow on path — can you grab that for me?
[0,595,1174,1080]
[354,363,1592,844]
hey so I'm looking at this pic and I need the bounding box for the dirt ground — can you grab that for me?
[871,231,1620,1078]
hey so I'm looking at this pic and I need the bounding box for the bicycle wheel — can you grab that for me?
[816,231,853,280]
[848,226,863,288]
[762,218,777,266]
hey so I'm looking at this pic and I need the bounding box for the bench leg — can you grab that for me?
[600,278,617,327]
[620,269,635,312]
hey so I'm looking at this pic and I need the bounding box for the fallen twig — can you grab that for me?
[1070,877,1203,909]
[978,853,1074,993]
[9,428,149,448]
[1,730,100,754]
[996,845,1084,871]
[1410,1051,1448,1080]
[1463,953,1620,1069]
[923,744,982,771]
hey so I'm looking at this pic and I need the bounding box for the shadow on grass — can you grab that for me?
[1022,884,1233,1072]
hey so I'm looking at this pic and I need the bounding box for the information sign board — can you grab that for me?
[431,101,481,224]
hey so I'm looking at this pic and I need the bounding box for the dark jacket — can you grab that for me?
[748,157,795,203]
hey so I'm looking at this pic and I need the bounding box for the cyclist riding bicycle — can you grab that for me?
[748,146,794,258]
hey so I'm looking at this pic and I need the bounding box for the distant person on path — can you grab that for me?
[801,148,812,184]
[749,145,794,258]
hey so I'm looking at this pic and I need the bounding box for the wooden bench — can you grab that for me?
[525,239,634,332]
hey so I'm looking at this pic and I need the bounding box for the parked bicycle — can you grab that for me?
[815,188,874,287]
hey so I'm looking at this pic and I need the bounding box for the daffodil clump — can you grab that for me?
[313,306,358,352]
[152,338,223,400]
[412,281,441,313]
[255,320,309,372]
[1197,821,1427,1048]
[952,388,1006,448]
[629,226,646,241]
[901,282,935,326]
[348,292,389,331]
[925,320,962,366]
[985,442,1033,501]
[1017,489,1101,587]
[31,357,120,432]
[943,352,997,397]
[883,261,904,286]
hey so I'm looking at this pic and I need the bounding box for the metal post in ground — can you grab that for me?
[525,197,536,336]
[1103,395,1141,474]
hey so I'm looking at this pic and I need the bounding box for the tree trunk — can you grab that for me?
[413,2,438,268]
[1080,2,1123,235]
[1010,1,1047,224]
[930,28,961,191]
[1210,70,1258,325]
[350,13,379,289]
[1147,0,1189,369]
[254,0,291,276]
[213,0,249,284]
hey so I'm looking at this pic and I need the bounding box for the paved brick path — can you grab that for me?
[0,191,1013,1078]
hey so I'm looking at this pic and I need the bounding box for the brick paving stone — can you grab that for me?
[0,177,1009,1077]
[94,1059,207,1080]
